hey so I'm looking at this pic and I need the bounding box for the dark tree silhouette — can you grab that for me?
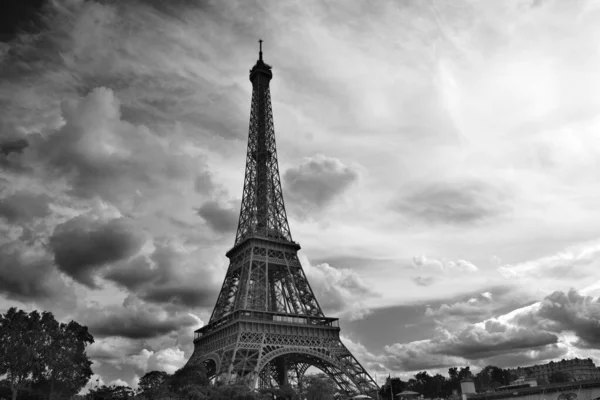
[210,382,266,399]
[458,367,472,381]
[379,377,407,400]
[0,308,94,400]
[0,308,42,400]
[35,312,94,400]
[138,370,171,398]
[300,373,336,400]
[168,363,210,397]
[89,384,135,399]
[474,365,512,392]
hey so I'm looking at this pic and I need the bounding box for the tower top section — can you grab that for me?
[234,41,293,248]
[250,39,272,82]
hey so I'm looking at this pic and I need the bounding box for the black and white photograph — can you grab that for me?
[1,1,600,399]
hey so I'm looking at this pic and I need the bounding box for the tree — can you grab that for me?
[210,383,265,400]
[300,373,336,400]
[89,384,135,399]
[35,311,94,400]
[444,366,474,396]
[0,308,43,400]
[445,367,460,396]
[458,367,472,381]
[138,370,171,398]
[475,366,512,393]
[405,371,446,399]
[168,363,210,398]
[448,368,458,380]
[430,373,447,398]
[277,383,299,400]
[490,367,511,386]
[379,377,406,400]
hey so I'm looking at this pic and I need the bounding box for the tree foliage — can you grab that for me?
[379,365,514,400]
[138,370,171,399]
[168,363,209,397]
[379,377,406,400]
[298,374,335,400]
[0,308,42,400]
[88,384,136,399]
[474,365,511,392]
[36,312,94,399]
[139,371,170,392]
[0,308,94,400]
[211,383,266,400]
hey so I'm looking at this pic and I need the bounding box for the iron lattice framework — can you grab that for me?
[186,42,379,398]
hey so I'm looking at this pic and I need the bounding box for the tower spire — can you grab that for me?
[237,39,289,246]
[259,39,263,61]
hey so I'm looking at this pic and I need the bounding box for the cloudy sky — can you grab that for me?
[2,0,600,390]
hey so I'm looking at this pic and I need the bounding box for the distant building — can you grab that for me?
[508,358,600,383]
[462,379,600,400]
[495,376,539,392]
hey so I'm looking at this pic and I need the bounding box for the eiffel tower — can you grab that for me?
[186,41,379,397]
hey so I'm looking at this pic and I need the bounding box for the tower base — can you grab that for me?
[187,311,378,397]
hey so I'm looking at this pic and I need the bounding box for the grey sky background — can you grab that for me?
[1,0,600,389]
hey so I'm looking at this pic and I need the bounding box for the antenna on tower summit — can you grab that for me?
[259,39,263,61]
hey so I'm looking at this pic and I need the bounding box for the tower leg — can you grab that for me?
[274,356,288,386]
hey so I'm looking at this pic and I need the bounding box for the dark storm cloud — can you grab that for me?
[516,289,600,349]
[103,255,159,290]
[104,241,220,308]
[0,0,49,42]
[539,290,600,349]
[436,320,559,359]
[195,200,238,234]
[119,78,248,142]
[394,179,510,224]
[141,286,217,309]
[384,318,560,372]
[384,354,460,372]
[106,257,219,309]
[0,137,29,155]
[383,287,596,373]
[283,154,358,213]
[0,137,31,171]
[50,216,146,288]
[31,88,198,204]
[0,191,52,223]
[83,296,199,339]
[0,0,250,147]
[0,241,71,303]
[482,344,568,369]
